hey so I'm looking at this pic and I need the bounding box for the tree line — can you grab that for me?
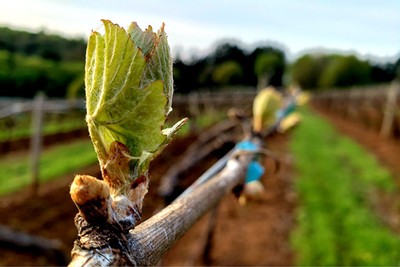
[0,27,85,98]
[291,53,399,90]
[173,43,286,94]
[0,26,399,98]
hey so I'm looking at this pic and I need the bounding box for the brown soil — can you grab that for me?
[0,131,296,266]
[161,133,296,266]
[2,105,400,266]
[0,134,196,266]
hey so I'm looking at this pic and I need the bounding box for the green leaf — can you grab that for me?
[85,20,183,184]
[128,22,174,113]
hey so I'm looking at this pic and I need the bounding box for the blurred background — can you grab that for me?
[0,0,400,266]
[0,0,399,98]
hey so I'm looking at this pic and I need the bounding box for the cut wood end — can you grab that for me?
[70,175,110,205]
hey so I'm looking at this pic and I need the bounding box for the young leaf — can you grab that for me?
[69,21,185,265]
[128,22,174,113]
[85,20,185,195]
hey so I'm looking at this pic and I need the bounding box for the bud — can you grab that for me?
[72,20,185,224]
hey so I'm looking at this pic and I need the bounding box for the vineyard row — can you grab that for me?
[312,82,400,139]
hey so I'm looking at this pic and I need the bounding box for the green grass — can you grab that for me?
[0,114,86,142]
[194,109,227,129]
[0,139,97,195]
[290,107,400,266]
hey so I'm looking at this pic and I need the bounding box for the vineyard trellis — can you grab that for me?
[0,94,87,193]
[0,89,276,265]
[0,90,257,194]
[68,85,299,266]
[312,82,400,139]
[1,21,301,266]
[0,89,256,152]
[0,87,293,266]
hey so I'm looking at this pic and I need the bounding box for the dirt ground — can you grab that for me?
[161,133,296,266]
[1,104,400,266]
[0,130,296,266]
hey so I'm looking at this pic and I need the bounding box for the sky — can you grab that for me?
[1,0,399,62]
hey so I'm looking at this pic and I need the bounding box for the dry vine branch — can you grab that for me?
[69,152,252,266]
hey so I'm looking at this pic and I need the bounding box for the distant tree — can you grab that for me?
[254,52,282,89]
[395,57,400,79]
[290,54,384,90]
[318,55,371,88]
[290,55,321,89]
[212,60,243,85]
[173,42,248,91]
[0,27,86,61]
[172,41,286,92]
[211,42,246,66]
[251,46,285,87]
[172,57,209,93]
[209,42,247,85]
[370,62,396,83]
[0,50,83,98]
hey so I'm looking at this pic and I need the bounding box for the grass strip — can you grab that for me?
[0,139,97,195]
[290,107,400,266]
[0,116,86,142]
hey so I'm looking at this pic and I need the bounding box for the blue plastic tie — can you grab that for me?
[235,141,265,183]
[245,160,265,183]
[276,102,296,120]
[235,140,258,151]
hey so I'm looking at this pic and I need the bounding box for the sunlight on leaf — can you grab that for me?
[85,20,184,185]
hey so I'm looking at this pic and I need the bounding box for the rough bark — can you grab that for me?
[69,152,251,266]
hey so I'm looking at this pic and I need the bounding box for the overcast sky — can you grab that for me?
[1,0,399,62]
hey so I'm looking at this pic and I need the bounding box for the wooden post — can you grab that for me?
[30,93,45,195]
[380,82,399,138]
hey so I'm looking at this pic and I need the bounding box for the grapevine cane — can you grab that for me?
[177,87,299,202]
